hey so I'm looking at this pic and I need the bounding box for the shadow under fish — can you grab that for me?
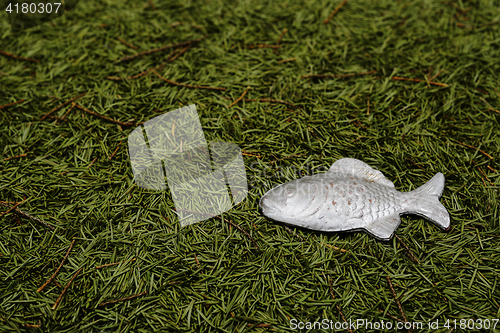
[259,158,450,241]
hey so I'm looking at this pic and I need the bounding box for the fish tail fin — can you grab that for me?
[405,173,450,230]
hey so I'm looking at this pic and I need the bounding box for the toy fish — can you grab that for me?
[259,158,450,240]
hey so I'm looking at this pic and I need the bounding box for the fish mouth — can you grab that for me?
[259,197,278,216]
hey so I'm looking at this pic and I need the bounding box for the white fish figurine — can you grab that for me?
[259,158,450,240]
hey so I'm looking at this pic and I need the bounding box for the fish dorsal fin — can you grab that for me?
[329,158,395,188]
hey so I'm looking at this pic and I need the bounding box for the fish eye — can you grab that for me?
[284,187,295,197]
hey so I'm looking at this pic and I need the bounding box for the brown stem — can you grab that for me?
[228,86,251,108]
[116,36,138,50]
[3,153,28,161]
[119,35,208,62]
[0,201,55,230]
[324,0,348,24]
[37,239,76,292]
[394,234,420,264]
[392,76,448,87]
[95,258,136,269]
[73,103,135,126]
[0,99,24,109]
[0,50,40,63]
[386,276,410,332]
[40,93,86,121]
[52,267,83,310]
[302,70,376,79]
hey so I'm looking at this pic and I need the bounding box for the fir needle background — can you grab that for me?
[1,0,500,332]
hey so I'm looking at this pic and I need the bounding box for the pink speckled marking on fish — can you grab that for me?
[259,158,450,241]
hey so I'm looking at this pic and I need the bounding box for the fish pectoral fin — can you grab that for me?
[364,214,401,241]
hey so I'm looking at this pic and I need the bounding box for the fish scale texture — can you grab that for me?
[298,175,402,228]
